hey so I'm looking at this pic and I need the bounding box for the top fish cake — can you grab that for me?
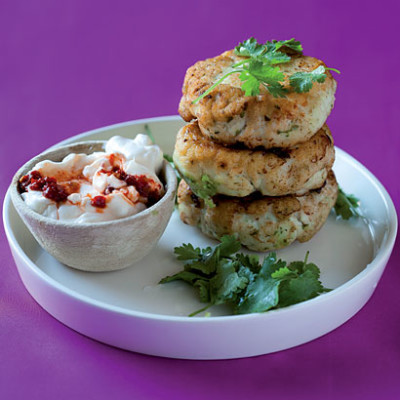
[179,49,337,149]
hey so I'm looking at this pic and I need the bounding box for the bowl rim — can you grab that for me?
[10,139,177,227]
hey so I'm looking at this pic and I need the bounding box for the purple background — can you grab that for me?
[1,1,399,399]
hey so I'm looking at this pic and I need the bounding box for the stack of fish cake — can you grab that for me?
[173,49,338,251]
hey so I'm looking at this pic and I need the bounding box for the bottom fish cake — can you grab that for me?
[177,171,338,251]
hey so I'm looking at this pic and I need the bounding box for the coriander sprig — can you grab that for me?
[334,187,360,220]
[160,236,330,316]
[193,37,340,104]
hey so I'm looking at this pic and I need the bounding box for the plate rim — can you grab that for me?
[3,115,398,324]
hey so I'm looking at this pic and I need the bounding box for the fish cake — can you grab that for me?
[177,171,338,251]
[173,121,335,197]
[179,50,336,149]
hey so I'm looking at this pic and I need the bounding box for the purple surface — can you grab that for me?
[1,1,399,399]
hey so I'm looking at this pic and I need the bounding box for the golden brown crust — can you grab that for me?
[179,50,336,149]
[177,171,338,251]
[173,121,335,197]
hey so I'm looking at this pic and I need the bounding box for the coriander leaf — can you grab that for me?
[266,83,288,98]
[237,264,257,283]
[200,246,213,257]
[159,270,202,285]
[287,261,306,274]
[334,188,360,220]
[286,252,320,278]
[234,253,260,273]
[264,51,291,65]
[259,252,285,277]
[289,65,327,93]
[271,266,294,280]
[187,247,220,275]
[194,280,211,303]
[236,277,280,314]
[218,235,242,258]
[239,71,261,96]
[272,38,303,54]
[234,37,266,58]
[241,60,287,97]
[278,269,324,307]
[174,243,202,261]
[262,42,291,64]
[210,259,248,305]
[199,181,217,206]
[185,174,217,208]
[247,60,285,85]
[303,262,320,278]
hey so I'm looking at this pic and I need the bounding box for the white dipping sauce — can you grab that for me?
[21,135,164,223]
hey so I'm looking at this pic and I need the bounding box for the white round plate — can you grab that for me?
[3,116,397,360]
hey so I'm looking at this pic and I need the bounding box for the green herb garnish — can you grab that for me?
[185,174,217,208]
[143,124,181,199]
[143,124,156,143]
[160,236,330,316]
[193,37,340,104]
[289,65,340,93]
[334,188,360,220]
